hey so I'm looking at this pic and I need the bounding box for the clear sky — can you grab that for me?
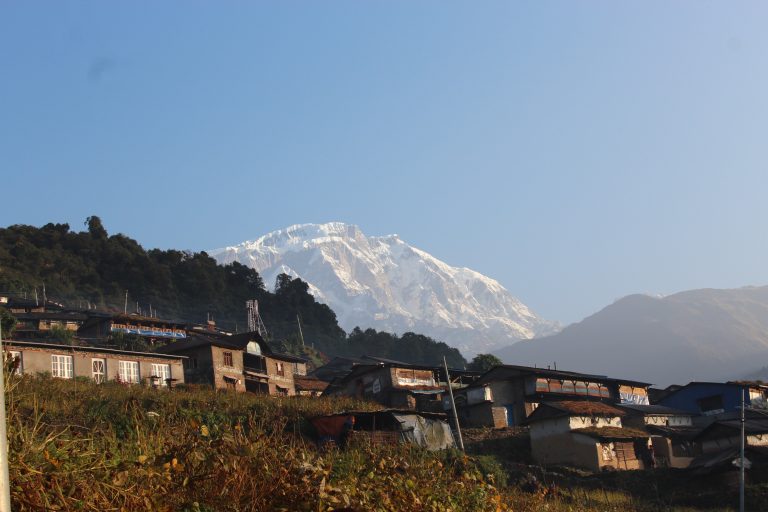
[2,2,768,325]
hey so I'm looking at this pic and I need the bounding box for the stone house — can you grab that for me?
[294,375,329,396]
[617,404,699,468]
[695,412,768,454]
[12,311,88,339]
[157,331,307,395]
[2,339,185,387]
[526,401,652,472]
[324,361,446,412]
[454,365,651,428]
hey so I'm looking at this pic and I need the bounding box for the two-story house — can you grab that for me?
[453,364,651,428]
[157,331,307,395]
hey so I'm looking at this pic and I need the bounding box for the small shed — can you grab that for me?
[310,409,455,451]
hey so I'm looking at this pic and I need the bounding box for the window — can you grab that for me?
[8,351,22,375]
[151,363,171,387]
[51,355,73,379]
[276,361,284,376]
[276,385,289,396]
[223,351,233,367]
[184,357,198,370]
[118,360,140,384]
[92,358,106,383]
[223,375,238,390]
[697,395,725,415]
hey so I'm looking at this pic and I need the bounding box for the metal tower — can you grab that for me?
[246,299,268,339]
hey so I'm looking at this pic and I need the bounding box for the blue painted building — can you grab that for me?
[658,382,768,417]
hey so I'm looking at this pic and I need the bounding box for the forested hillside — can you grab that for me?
[0,217,466,366]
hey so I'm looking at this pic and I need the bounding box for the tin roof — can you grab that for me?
[473,364,651,388]
[4,339,186,360]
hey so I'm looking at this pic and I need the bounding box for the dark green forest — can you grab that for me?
[0,217,466,367]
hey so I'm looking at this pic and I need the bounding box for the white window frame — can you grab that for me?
[51,354,74,379]
[151,363,171,387]
[118,360,140,384]
[92,358,106,384]
[8,351,22,375]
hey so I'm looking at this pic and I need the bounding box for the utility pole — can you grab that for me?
[124,290,128,314]
[740,388,745,512]
[296,315,305,347]
[443,357,464,451]
[0,321,13,511]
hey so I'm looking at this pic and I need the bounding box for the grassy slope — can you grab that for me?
[6,376,759,511]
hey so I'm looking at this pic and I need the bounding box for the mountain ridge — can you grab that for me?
[494,285,768,386]
[210,222,559,355]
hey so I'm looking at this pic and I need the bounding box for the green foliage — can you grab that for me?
[0,306,16,337]
[340,327,468,367]
[110,331,150,351]
[467,354,503,372]
[45,326,75,345]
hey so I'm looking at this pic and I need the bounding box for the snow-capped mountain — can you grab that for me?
[210,222,559,355]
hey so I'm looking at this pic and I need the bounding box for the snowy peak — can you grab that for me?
[211,222,558,355]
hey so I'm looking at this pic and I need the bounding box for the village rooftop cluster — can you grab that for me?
[2,293,767,479]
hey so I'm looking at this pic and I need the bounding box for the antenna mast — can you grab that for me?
[246,299,268,339]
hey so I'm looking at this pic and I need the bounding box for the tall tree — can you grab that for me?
[467,353,503,372]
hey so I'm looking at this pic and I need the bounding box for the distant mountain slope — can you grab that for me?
[494,287,768,386]
[210,222,559,355]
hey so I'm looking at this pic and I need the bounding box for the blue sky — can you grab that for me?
[2,2,768,325]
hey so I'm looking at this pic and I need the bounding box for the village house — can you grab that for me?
[617,404,700,468]
[157,331,307,395]
[324,360,448,412]
[78,312,188,342]
[658,381,768,422]
[294,375,329,396]
[695,410,768,454]
[453,364,651,428]
[11,311,88,339]
[2,296,65,314]
[311,356,366,382]
[1,296,88,339]
[2,339,185,387]
[526,401,652,472]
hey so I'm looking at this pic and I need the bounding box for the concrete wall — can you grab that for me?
[459,402,507,428]
[211,346,245,392]
[531,431,602,472]
[651,437,695,469]
[265,356,296,396]
[568,415,622,430]
[5,345,184,386]
[487,380,527,425]
[175,345,216,386]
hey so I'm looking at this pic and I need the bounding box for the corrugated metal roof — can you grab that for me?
[474,364,651,388]
[4,339,186,359]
